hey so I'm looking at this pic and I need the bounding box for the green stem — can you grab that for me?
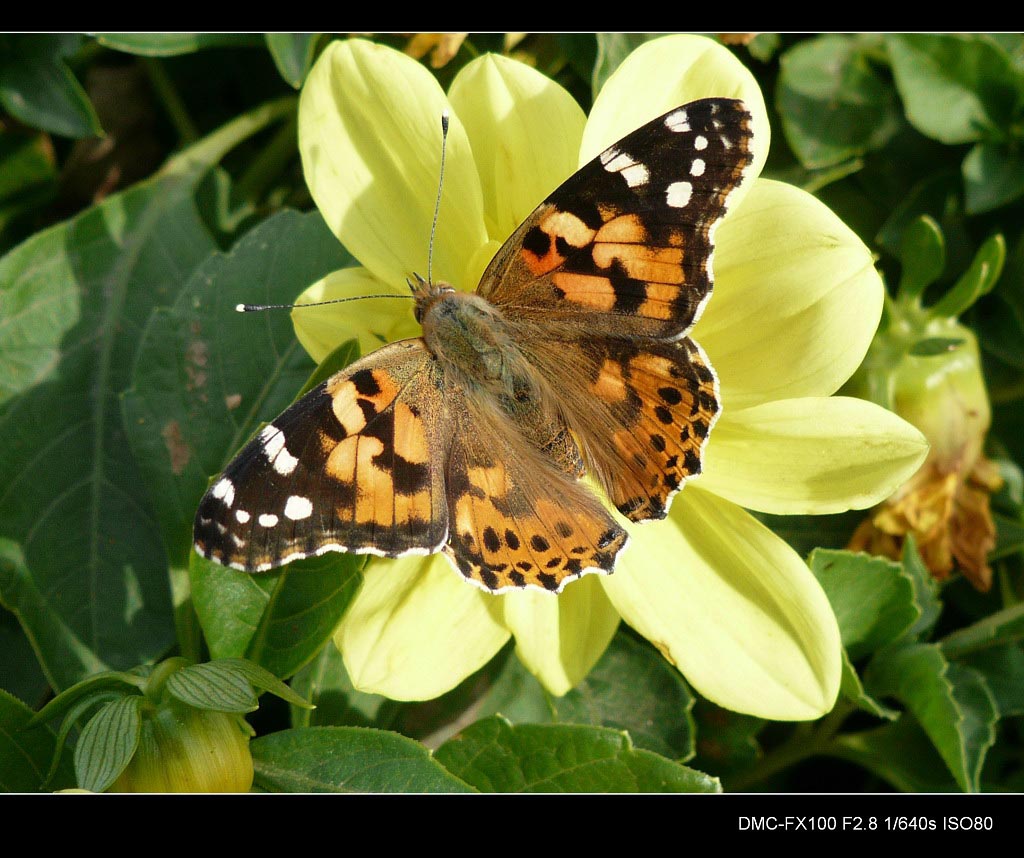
[725,701,855,791]
[142,57,200,145]
[234,111,298,204]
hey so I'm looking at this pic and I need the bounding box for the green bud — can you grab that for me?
[109,699,253,793]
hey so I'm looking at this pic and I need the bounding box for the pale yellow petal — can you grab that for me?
[298,38,488,290]
[495,573,620,697]
[336,554,510,701]
[448,53,586,243]
[700,397,930,514]
[695,179,883,409]
[603,486,841,720]
[581,34,768,212]
[291,267,420,363]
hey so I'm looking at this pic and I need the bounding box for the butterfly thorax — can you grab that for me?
[419,287,532,398]
[418,285,583,479]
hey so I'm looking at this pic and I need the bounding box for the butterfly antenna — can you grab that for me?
[427,110,450,287]
[236,294,410,313]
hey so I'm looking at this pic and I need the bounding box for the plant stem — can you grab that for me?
[142,57,200,146]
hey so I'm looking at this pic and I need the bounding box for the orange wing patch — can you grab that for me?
[601,338,720,521]
[521,206,597,277]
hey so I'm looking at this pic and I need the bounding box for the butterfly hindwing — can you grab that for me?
[442,397,629,593]
[479,98,754,341]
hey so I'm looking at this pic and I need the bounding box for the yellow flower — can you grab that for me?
[294,35,928,719]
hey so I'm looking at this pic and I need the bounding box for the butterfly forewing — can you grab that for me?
[194,339,450,570]
[478,98,754,341]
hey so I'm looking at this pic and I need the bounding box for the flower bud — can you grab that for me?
[109,700,253,793]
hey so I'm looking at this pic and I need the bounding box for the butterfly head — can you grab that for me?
[408,271,457,325]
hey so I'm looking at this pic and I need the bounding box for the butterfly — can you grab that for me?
[193,97,754,594]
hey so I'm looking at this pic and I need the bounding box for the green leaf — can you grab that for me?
[165,661,259,713]
[963,142,1024,213]
[122,209,347,566]
[288,642,400,729]
[690,701,764,777]
[74,695,143,792]
[886,34,1024,144]
[940,603,1024,657]
[434,716,719,793]
[474,645,556,725]
[747,33,781,63]
[959,644,1024,717]
[0,99,296,690]
[191,551,361,680]
[209,658,313,707]
[28,668,142,727]
[0,34,101,138]
[550,631,696,760]
[121,207,358,679]
[809,549,919,660]
[591,34,663,99]
[840,651,900,720]
[777,34,902,169]
[898,215,945,301]
[0,688,75,791]
[95,33,261,56]
[863,643,998,791]
[265,34,320,89]
[251,726,474,793]
[829,716,960,792]
[902,537,942,639]
[930,232,1006,319]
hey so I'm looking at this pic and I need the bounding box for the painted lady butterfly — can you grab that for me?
[193,98,754,594]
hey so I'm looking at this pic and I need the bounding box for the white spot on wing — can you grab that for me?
[665,109,690,132]
[694,135,708,151]
[235,510,250,523]
[602,150,650,187]
[259,425,298,476]
[691,159,706,177]
[258,513,279,528]
[211,478,235,508]
[284,495,313,520]
[666,181,693,208]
